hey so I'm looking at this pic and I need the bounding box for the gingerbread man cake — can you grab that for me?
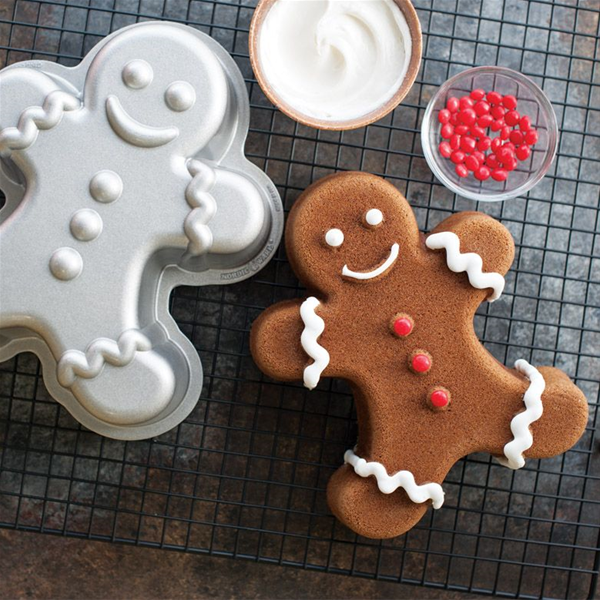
[250,172,588,539]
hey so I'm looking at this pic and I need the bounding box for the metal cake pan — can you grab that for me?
[0,21,283,439]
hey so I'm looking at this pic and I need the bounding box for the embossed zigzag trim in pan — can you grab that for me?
[497,359,545,470]
[57,330,151,388]
[184,159,217,256]
[344,449,446,509]
[426,231,505,302]
[0,90,81,155]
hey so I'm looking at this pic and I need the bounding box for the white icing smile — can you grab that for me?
[105,95,178,148]
[342,242,399,280]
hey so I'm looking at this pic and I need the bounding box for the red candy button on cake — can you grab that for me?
[411,352,432,374]
[430,389,450,409]
[437,88,539,183]
[392,315,414,337]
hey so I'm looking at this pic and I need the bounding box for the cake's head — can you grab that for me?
[286,172,421,294]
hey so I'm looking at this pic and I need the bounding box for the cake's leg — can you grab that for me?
[327,466,432,539]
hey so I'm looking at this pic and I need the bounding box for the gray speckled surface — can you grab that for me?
[1,0,599,598]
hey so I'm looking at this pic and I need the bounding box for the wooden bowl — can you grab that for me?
[248,0,422,131]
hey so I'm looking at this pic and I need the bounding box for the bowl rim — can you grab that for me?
[248,0,423,131]
[421,66,559,202]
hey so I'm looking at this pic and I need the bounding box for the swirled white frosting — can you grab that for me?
[258,0,412,122]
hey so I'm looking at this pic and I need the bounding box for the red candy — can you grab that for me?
[438,88,539,183]
[411,353,432,373]
[478,114,493,128]
[491,105,505,120]
[447,97,460,113]
[461,136,476,153]
[519,115,532,131]
[477,137,491,152]
[393,317,413,337]
[486,155,500,169]
[491,168,508,182]
[487,91,502,105]
[509,130,524,145]
[516,144,531,161]
[430,389,450,408]
[459,96,474,110]
[455,164,469,178]
[474,166,491,181]
[525,129,539,145]
[465,155,480,171]
[490,119,504,132]
[451,150,466,164]
[505,110,521,126]
[473,150,486,164]
[497,146,515,164]
[459,108,477,125]
[441,123,454,139]
[438,108,451,124]
[439,141,452,158]
[502,94,518,110]
[474,101,490,116]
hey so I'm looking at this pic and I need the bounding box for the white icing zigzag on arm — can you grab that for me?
[57,330,151,388]
[497,359,545,470]
[426,231,505,302]
[184,159,217,256]
[0,90,81,155]
[344,449,445,509]
[300,296,330,390]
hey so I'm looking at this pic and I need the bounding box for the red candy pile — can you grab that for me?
[438,89,538,182]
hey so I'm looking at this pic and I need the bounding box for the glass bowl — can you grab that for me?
[421,66,558,202]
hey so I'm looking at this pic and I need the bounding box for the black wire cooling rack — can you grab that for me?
[1,1,599,598]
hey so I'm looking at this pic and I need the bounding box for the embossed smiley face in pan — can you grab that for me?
[106,58,197,148]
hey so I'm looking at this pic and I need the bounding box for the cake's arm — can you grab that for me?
[250,299,307,382]
[526,366,589,459]
[484,361,589,469]
[250,297,335,389]
[426,212,515,303]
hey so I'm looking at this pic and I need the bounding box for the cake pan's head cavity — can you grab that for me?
[0,22,283,439]
[86,24,228,154]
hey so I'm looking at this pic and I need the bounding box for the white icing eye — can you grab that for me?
[365,208,383,227]
[325,228,344,248]
[122,60,153,89]
[165,81,196,112]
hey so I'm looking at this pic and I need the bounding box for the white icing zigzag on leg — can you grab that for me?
[184,159,217,256]
[57,330,151,388]
[0,90,81,155]
[344,449,445,509]
[300,296,330,390]
[426,231,505,302]
[497,359,545,470]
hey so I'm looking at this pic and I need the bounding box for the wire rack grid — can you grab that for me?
[0,0,599,598]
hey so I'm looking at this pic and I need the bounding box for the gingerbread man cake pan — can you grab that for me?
[250,172,588,539]
[0,22,283,439]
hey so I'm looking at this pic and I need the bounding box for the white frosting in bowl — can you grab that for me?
[258,0,413,123]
